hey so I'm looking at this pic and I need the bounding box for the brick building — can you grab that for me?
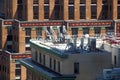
[20,37,112,80]
[0,0,120,80]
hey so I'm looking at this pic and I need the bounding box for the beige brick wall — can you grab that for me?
[63,0,68,20]
[74,0,80,20]
[12,0,17,19]
[112,0,118,20]
[26,0,33,21]
[39,0,44,20]
[86,0,91,20]
[1,26,7,49]
[10,61,15,80]
[18,27,25,53]
[21,66,27,80]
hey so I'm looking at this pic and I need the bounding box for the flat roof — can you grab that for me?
[20,58,76,80]
[30,37,110,57]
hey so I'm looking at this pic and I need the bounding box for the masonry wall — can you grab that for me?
[4,0,120,21]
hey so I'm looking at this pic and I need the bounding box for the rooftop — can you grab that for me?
[30,35,108,57]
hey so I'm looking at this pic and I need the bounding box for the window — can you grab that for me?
[25,28,31,36]
[102,5,108,19]
[39,53,42,63]
[26,47,31,51]
[80,0,85,4]
[54,5,60,20]
[69,6,74,19]
[44,0,49,4]
[58,61,60,72]
[33,0,38,4]
[80,6,86,19]
[94,27,101,34]
[102,0,107,4]
[69,0,74,19]
[33,6,38,19]
[15,60,21,69]
[114,56,117,67]
[53,59,56,70]
[102,0,108,19]
[44,6,49,19]
[18,0,22,4]
[49,58,52,68]
[0,65,1,71]
[25,37,31,44]
[91,0,96,4]
[91,6,97,19]
[118,6,120,19]
[106,27,114,34]
[43,55,46,65]
[74,62,79,74]
[18,5,23,20]
[7,35,12,41]
[91,0,97,19]
[36,28,42,37]
[35,51,38,61]
[83,28,89,34]
[55,0,60,4]
[16,64,21,69]
[72,28,78,35]
[15,69,21,76]
[69,0,74,4]
[118,0,120,4]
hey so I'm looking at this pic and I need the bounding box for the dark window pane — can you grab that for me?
[58,61,60,72]
[36,28,42,37]
[72,28,78,35]
[25,28,31,36]
[91,6,97,19]
[83,28,89,34]
[54,5,60,19]
[33,6,38,19]
[94,27,101,34]
[55,0,60,4]
[25,37,31,44]
[80,0,85,4]
[74,62,79,74]
[33,0,38,4]
[118,6,120,19]
[69,6,74,19]
[15,69,21,76]
[18,5,23,20]
[80,6,86,19]
[18,0,22,4]
[44,0,49,4]
[102,5,108,19]
[44,6,49,19]
[39,53,42,63]
[69,0,74,4]
[54,59,56,70]
[43,55,46,65]
[50,58,52,68]
[91,0,96,4]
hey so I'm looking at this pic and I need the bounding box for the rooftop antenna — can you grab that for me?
[45,27,52,40]
[63,25,67,34]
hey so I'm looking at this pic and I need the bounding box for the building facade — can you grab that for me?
[20,37,112,80]
[4,0,120,21]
